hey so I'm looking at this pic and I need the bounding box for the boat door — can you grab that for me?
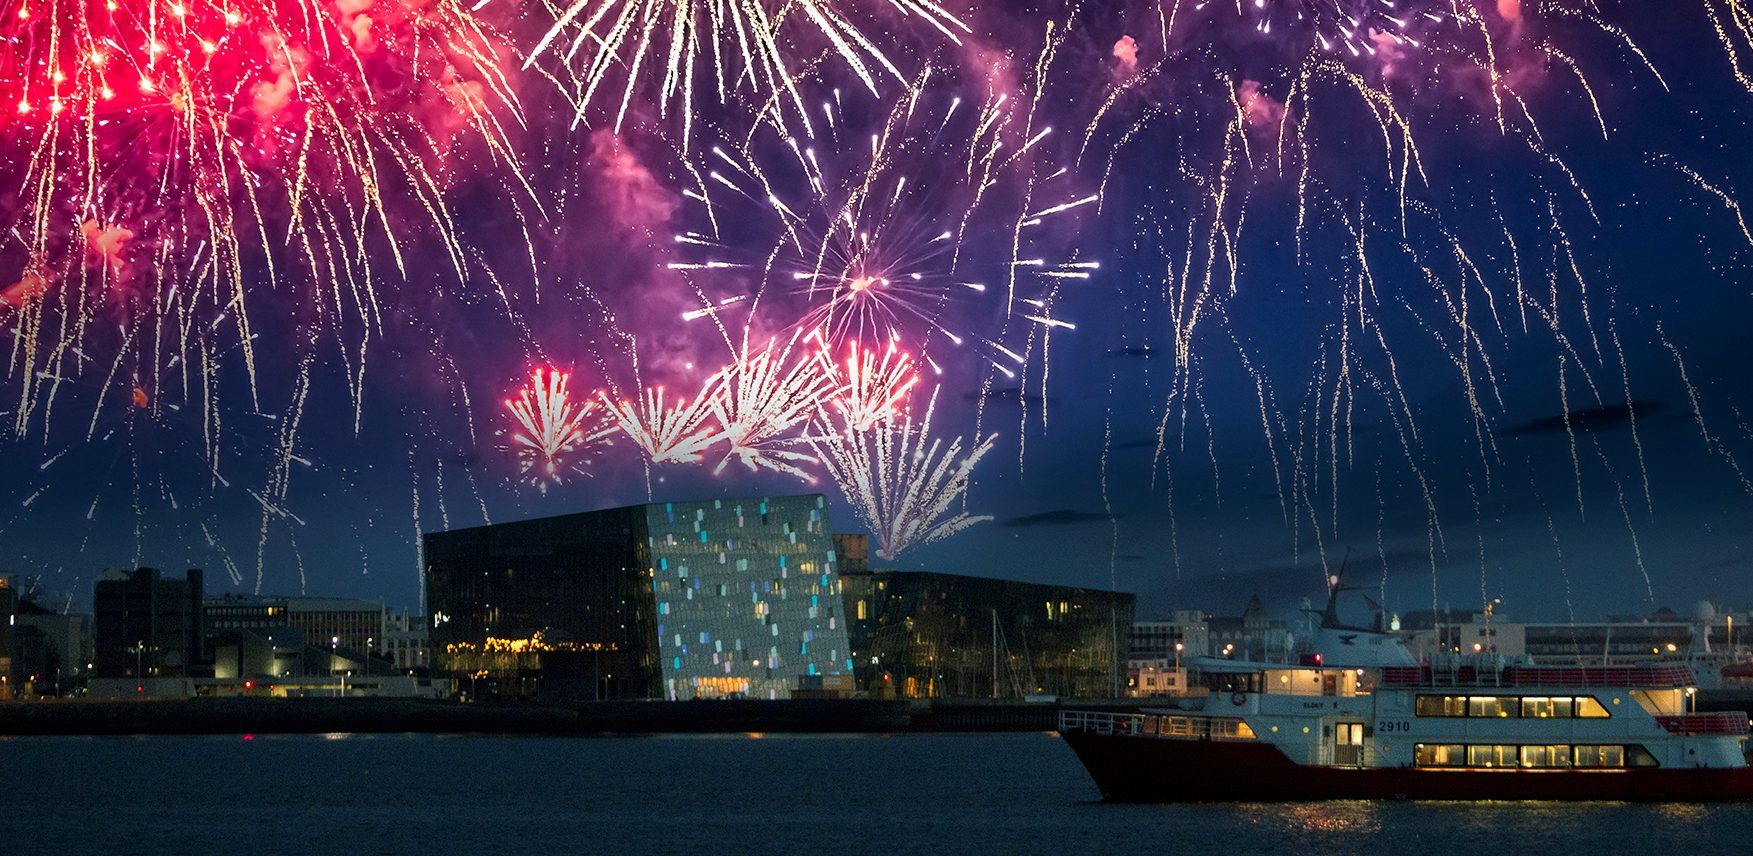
[1333,722,1365,766]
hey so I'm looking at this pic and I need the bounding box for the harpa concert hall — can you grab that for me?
[425,494,853,702]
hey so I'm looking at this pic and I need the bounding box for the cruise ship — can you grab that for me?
[1060,586,1753,801]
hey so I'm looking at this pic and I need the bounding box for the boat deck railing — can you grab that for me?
[1059,709,1256,741]
[1380,664,1695,689]
[1654,713,1751,736]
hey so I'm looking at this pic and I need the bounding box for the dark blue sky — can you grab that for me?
[3,1,1751,624]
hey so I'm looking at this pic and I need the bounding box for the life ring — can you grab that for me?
[1230,691,1247,706]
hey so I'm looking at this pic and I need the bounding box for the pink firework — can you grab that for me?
[504,368,608,488]
[820,338,919,433]
[707,331,836,480]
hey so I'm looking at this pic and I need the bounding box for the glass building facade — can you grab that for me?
[841,569,1135,699]
[425,494,851,701]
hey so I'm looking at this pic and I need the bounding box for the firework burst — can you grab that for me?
[600,381,722,464]
[811,385,994,561]
[670,66,1097,377]
[524,0,970,141]
[705,329,835,479]
[1221,0,1449,56]
[0,0,527,439]
[819,336,918,432]
[504,367,610,489]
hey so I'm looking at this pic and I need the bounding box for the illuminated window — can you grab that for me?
[1575,695,1610,718]
[1520,696,1574,718]
[1630,689,1685,716]
[1468,697,1517,718]
[1519,744,1572,768]
[1574,745,1625,768]
[1413,744,1466,767]
[1415,695,1467,717]
[1466,745,1518,768]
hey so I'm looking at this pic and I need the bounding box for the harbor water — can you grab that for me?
[3,732,1749,854]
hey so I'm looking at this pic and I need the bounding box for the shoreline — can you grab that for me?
[0,697,1140,737]
[4,689,1746,738]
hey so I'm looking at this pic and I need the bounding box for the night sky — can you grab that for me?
[3,1,1752,625]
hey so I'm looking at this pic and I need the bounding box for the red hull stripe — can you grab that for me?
[1061,733,1753,802]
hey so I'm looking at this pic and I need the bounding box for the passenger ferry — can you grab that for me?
[1060,588,1753,801]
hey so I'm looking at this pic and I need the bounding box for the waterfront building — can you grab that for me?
[840,568,1135,699]
[210,626,309,681]
[425,494,853,702]
[1126,660,1193,698]
[384,608,430,673]
[1206,595,1293,662]
[203,595,290,636]
[831,534,870,576]
[0,576,14,699]
[283,597,386,653]
[1403,605,1752,664]
[13,600,93,696]
[1131,612,1211,660]
[205,593,396,659]
[92,568,206,680]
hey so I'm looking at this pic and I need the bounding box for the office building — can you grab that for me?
[92,568,205,679]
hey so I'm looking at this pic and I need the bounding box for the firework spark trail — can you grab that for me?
[1558,353,1584,520]
[252,353,313,594]
[1706,0,1753,94]
[411,463,424,609]
[1,0,530,449]
[1660,325,1753,497]
[1608,325,1653,518]
[0,0,545,601]
[1674,162,1753,250]
[600,380,723,465]
[504,366,611,488]
[811,385,994,560]
[1069,0,1687,589]
[670,66,1096,379]
[1587,431,1653,602]
[705,330,834,479]
[820,337,918,432]
[525,0,970,141]
[1220,0,1451,56]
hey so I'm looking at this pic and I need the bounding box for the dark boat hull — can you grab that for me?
[1060,731,1753,802]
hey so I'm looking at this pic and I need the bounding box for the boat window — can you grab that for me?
[1415,743,1653,769]
[1467,696,1518,718]
[1160,716,1198,738]
[1518,745,1572,768]
[1203,672,1264,695]
[1575,695,1610,718]
[1466,745,1519,768]
[1520,696,1574,718]
[1630,689,1685,716]
[1413,744,1466,767]
[1211,718,1256,740]
[1573,745,1625,768]
[1266,669,1327,696]
[1415,695,1467,717]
